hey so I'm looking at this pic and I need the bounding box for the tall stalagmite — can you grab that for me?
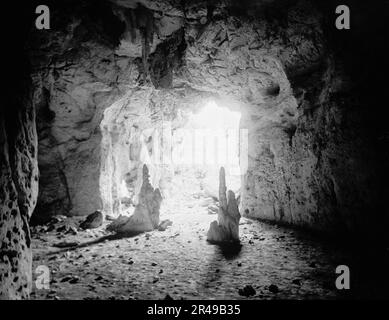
[207,167,241,243]
[107,164,162,234]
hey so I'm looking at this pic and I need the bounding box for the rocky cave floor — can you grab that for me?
[30,197,381,300]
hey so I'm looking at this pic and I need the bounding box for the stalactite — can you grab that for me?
[135,5,155,82]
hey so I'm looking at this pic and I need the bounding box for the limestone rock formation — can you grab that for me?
[107,165,162,234]
[207,168,241,243]
[0,88,38,298]
[80,211,104,230]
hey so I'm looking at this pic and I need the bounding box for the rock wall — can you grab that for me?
[28,0,386,237]
[1,1,38,299]
[0,87,38,299]
[31,0,125,221]
[239,2,385,236]
[241,58,380,234]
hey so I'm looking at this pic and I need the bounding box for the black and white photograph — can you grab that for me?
[1,0,388,309]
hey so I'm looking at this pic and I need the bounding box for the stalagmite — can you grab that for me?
[207,167,241,243]
[107,164,162,234]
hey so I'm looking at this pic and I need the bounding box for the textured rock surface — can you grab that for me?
[207,167,240,243]
[240,52,380,235]
[107,165,162,234]
[0,87,38,298]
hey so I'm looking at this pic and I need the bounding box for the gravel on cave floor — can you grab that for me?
[30,210,366,300]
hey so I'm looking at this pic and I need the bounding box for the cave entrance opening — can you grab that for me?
[100,95,245,226]
[159,100,243,218]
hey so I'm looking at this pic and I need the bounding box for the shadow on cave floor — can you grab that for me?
[30,210,389,300]
[213,243,243,260]
[43,232,144,256]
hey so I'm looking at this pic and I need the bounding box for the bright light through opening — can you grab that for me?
[185,101,242,176]
[115,99,246,216]
[179,100,243,194]
[190,101,241,130]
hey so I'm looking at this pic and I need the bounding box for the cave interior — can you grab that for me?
[1,0,389,300]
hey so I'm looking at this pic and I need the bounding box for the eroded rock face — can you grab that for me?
[107,165,162,234]
[207,167,240,243]
[0,91,38,299]
[240,57,380,235]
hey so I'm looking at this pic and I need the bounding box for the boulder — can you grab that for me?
[207,167,241,243]
[238,285,256,297]
[80,211,103,229]
[158,219,173,231]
